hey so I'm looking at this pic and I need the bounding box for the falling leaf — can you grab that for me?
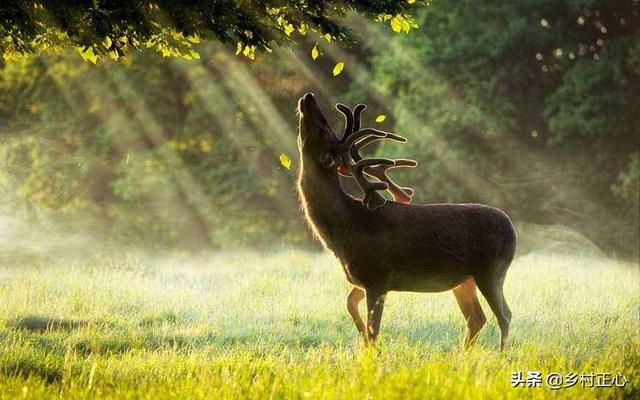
[332,61,344,76]
[375,115,386,123]
[311,45,319,60]
[279,153,292,170]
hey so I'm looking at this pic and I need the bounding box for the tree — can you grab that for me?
[1,0,424,62]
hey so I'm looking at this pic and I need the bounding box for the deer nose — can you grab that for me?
[299,93,317,114]
[302,92,317,109]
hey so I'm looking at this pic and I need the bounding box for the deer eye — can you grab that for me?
[321,154,335,168]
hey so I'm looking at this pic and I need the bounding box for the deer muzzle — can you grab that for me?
[298,92,318,115]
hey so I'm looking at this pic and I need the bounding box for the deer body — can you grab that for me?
[297,93,516,349]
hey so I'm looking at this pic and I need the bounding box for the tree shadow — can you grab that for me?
[6,315,88,332]
[1,313,494,358]
[1,357,63,384]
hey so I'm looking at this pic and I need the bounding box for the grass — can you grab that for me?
[0,249,637,399]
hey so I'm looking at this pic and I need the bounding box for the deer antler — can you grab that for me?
[334,103,417,210]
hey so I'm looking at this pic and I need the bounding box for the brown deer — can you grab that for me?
[296,93,517,350]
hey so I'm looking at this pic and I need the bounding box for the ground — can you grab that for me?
[0,250,638,399]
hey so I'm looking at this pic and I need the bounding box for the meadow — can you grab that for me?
[0,249,637,399]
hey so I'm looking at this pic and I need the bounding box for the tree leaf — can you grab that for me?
[390,17,402,33]
[103,36,112,49]
[77,46,98,63]
[332,61,344,76]
[279,153,292,170]
[284,23,294,36]
[311,45,319,60]
[375,114,386,123]
[401,19,411,33]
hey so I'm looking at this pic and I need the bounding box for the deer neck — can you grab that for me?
[297,158,355,248]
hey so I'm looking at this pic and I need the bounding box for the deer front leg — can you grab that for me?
[453,277,486,348]
[365,288,387,346]
[347,286,366,338]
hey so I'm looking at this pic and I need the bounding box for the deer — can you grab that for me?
[296,93,517,350]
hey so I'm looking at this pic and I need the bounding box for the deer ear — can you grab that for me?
[321,153,335,168]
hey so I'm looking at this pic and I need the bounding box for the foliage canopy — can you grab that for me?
[0,0,423,62]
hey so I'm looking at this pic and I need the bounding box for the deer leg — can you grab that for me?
[365,288,387,346]
[475,275,511,351]
[347,286,366,337]
[453,277,486,348]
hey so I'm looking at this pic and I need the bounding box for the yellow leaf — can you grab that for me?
[87,51,98,63]
[311,45,319,60]
[103,36,112,49]
[284,24,294,36]
[78,46,98,63]
[242,45,256,60]
[375,115,386,123]
[332,61,344,76]
[200,139,211,153]
[390,17,402,33]
[408,0,416,4]
[279,153,292,170]
[401,19,411,33]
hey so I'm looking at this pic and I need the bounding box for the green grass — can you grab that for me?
[0,250,637,399]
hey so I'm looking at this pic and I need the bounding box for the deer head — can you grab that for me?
[297,93,340,169]
[297,92,417,210]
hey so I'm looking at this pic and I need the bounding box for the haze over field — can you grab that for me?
[0,248,638,399]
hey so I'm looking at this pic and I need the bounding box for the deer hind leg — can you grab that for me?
[365,288,387,346]
[347,286,366,337]
[453,277,486,348]
[475,275,512,351]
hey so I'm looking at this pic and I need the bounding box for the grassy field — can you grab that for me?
[0,249,637,399]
